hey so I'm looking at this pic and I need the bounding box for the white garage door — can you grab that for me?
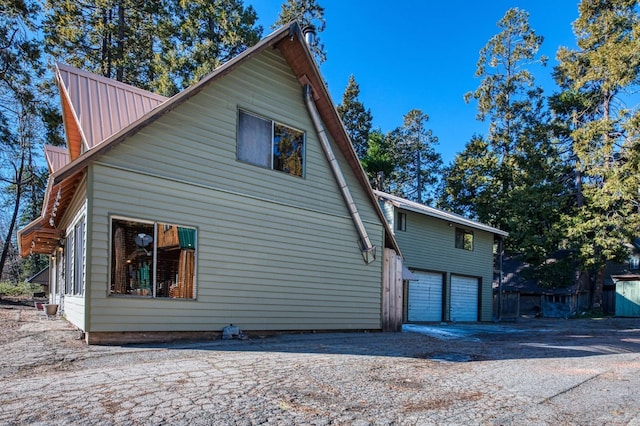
[408,271,443,322]
[450,275,479,322]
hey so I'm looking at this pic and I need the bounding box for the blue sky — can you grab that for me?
[250,1,581,164]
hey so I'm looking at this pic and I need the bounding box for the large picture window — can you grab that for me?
[237,109,305,177]
[110,218,196,299]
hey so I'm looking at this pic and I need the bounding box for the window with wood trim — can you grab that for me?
[455,227,474,251]
[237,109,305,177]
[110,218,196,299]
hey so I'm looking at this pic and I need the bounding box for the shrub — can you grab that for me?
[0,281,44,297]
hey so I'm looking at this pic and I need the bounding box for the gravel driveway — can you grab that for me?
[1,301,639,425]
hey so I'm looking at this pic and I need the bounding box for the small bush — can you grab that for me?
[0,281,44,297]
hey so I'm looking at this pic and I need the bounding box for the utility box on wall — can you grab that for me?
[612,275,640,317]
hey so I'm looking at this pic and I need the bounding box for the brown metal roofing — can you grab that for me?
[56,63,168,157]
[44,144,69,173]
[20,22,400,257]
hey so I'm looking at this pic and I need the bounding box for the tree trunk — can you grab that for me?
[592,265,606,311]
[116,1,126,82]
[0,155,25,280]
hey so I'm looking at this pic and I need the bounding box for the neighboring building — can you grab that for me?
[26,267,50,295]
[375,191,507,322]
[18,23,402,344]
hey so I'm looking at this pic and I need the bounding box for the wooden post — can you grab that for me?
[382,248,403,332]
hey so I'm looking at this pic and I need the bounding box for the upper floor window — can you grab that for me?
[397,212,407,231]
[455,227,474,251]
[237,109,305,177]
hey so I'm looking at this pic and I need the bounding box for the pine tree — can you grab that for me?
[390,109,442,205]
[553,0,640,309]
[44,0,263,95]
[445,8,566,264]
[160,0,262,93]
[272,0,326,64]
[360,129,396,191]
[337,75,372,159]
[440,135,500,221]
[0,0,50,280]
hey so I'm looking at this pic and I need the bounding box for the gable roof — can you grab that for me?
[44,144,69,173]
[375,190,508,237]
[19,22,400,257]
[56,63,168,160]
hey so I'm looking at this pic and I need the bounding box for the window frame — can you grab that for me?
[455,227,474,251]
[109,216,198,300]
[64,213,86,296]
[397,211,407,232]
[237,109,306,178]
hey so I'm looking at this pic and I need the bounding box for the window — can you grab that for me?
[455,228,474,251]
[397,212,407,231]
[64,217,85,296]
[237,109,305,177]
[630,256,640,271]
[110,218,196,299]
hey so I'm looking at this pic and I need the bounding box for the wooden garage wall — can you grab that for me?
[84,47,386,333]
[393,209,495,321]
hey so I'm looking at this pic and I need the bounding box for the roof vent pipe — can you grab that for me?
[302,25,316,46]
[303,84,376,264]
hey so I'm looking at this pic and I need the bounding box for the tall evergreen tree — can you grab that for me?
[44,0,263,95]
[553,0,640,309]
[160,0,262,93]
[272,0,326,64]
[337,75,372,159]
[445,8,566,262]
[390,109,442,205]
[440,135,500,220]
[360,129,396,191]
[0,0,49,280]
[44,0,163,89]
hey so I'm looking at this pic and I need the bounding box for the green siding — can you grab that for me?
[85,48,385,333]
[393,208,495,321]
[57,178,88,330]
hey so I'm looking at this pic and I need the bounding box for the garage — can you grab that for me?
[450,275,479,322]
[407,271,443,322]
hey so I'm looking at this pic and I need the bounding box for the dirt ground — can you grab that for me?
[1,297,639,425]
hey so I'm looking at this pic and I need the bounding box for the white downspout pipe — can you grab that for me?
[303,84,376,263]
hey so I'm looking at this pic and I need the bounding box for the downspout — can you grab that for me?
[303,84,376,264]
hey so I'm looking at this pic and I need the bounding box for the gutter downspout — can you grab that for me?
[303,84,376,264]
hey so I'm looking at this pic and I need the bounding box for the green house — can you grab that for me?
[19,23,403,344]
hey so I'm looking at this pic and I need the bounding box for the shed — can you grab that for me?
[611,275,640,317]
